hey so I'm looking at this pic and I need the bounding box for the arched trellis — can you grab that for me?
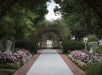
[37,29,63,48]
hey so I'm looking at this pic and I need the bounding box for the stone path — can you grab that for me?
[26,49,74,75]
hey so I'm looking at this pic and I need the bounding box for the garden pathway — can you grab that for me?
[26,49,74,75]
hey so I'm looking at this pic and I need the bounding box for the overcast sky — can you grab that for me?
[45,0,61,21]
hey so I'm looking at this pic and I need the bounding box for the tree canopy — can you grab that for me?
[54,0,102,39]
[0,0,102,43]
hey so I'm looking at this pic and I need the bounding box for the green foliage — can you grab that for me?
[0,0,48,51]
[58,0,102,39]
[96,46,102,54]
[0,64,18,69]
[37,20,71,40]
[0,0,102,52]
[0,0,48,45]
[15,40,38,53]
[63,13,86,40]
[85,63,102,75]
[53,46,61,49]
[88,35,98,42]
[0,69,16,75]
[62,40,84,53]
[0,64,18,75]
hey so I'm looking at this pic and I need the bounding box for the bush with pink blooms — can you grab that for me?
[0,51,17,64]
[0,48,32,75]
[14,48,32,65]
[0,48,32,66]
[68,50,102,67]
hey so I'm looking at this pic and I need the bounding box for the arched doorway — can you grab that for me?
[38,30,62,49]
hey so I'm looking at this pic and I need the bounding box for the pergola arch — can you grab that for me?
[38,29,62,49]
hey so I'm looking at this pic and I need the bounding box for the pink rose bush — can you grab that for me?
[68,50,102,66]
[0,48,32,66]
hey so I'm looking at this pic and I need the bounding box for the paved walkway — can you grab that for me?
[26,49,74,75]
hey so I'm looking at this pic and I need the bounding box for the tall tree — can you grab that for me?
[54,0,102,39]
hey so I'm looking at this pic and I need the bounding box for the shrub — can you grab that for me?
[14,48,32,65]
[87,35,98,42]
[0,49,32,66]
[53,46,61,49]
[0,51,18,64]
[96,46,102,54]
[15,40,38,53]
[85,63,102,75]
[69,50,102,64]
[62,40,84,53]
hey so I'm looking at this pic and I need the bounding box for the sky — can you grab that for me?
[45,0,61,21]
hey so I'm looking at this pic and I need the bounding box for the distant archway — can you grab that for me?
[38,30,62,49]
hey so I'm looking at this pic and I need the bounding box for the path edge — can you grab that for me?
[57,49,86,75]
[13,52,40,75]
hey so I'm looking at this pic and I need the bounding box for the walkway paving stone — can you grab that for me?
[26,49,74,75]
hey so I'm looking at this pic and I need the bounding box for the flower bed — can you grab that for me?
[0,48,32,65]
[68,50,102,68]
[0,48,32,75]
[14,48,32,65]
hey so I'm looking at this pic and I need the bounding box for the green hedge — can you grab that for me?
[0,64,18,69]
[0,69,16,75]
[62,40,84,53]
[96,46,102,54]
[53,46,61,49]
[87,35,98,42]
[15,40,38,53]
[0,64,18,75]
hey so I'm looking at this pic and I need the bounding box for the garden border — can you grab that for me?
[14,49,86,75]
[60,53,86,75]
[13,50,41,75]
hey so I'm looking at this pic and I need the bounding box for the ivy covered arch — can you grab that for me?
[38,29,62,48]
